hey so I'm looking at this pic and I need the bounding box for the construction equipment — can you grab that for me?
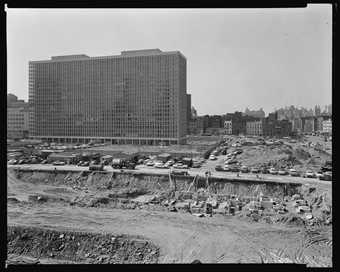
[206,202,213,217]
[89,163,104,171]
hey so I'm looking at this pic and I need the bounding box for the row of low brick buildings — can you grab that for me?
[291,115,332,135]
[188,111,332,137]
[188,111,293,137]
[224,112,292,137]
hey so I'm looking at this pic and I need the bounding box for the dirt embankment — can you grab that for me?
[10,169,300,199]
[8,169,331,228]
[7,225,159,264]
[8,169,302,214]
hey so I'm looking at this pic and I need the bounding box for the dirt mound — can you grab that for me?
[108,188,149,198]
[7,225,159,264]
[11,169,300,200]
[294,148,311,160]
[28,194,70,204]
[7,197,20,204]
[276,213,306,227]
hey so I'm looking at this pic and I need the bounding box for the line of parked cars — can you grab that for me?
[142,157,204,170]
[8,156,47,165]
[214,163,332,181]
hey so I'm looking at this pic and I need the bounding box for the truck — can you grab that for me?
[111,159,136,170]
[89,163,104,171]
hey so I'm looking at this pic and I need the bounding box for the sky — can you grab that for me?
[6,5,332,115]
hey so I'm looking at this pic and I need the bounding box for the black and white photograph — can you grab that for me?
[5,4,332,267]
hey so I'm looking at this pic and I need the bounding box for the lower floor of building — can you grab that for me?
[29,136,187,145]
[7,130,29,139]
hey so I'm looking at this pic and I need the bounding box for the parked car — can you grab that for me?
[240,166,249,173]
[278,169,288,175]
[8,159,18,165]
[166,160,175,166]
[289,169,299,177]
[250,167,260,173]
[146,161,155,166]
[223,165,231,171]
[269,168,278,175]
[304,170,316,178]
[18,159,25,164]
[225,159,237,165]
[211,151,219,156]
[209,155,217,160]
[82,161,90,167]
[77,161,83,166]
[53,161,65,166]
[215,165,224,172]
[319,172,332,181]
[173,163,184,169]
[154,162,164,168]
[315,171,324,179]
[191,162,201,168]
[230,166,240,172]
[260,167,269,174]
[41,160,48,164]
[137,159,144,164]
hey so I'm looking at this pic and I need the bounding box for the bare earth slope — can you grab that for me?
[7,169,332,265]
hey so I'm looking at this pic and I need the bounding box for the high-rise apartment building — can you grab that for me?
[186,94,191,121]
[29,49,187,145]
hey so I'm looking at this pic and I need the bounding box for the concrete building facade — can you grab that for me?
[29,49,187,145]
[291,118,303,133]
[322,119,332,135]
[186,94,191,122]
[246,120,263,136]
[224,120,232,135]
[7,94,30,139]
[302,117,316,133]
[7,107,30,139]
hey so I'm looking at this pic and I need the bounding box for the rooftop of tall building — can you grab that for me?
[31,49,185,63]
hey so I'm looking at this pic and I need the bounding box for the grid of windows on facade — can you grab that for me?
[322,120,332,134]
[29,50,187,144]
[246,121,263,136]
[224,121,232,134]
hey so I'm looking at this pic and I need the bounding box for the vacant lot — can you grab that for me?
[83,136,221,158]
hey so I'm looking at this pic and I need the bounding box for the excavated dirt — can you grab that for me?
[7,169,332,266]
[7,225,159,264]
[236,143,331,172]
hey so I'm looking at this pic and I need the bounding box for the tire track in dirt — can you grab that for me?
[8,201,298,263]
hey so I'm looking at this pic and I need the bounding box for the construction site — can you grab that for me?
[7,134,332,266]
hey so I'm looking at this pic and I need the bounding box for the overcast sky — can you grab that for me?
[7,5,332,115]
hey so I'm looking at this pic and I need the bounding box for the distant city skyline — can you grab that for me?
[7,5,332,115]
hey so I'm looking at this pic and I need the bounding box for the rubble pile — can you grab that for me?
[7,225,159,264]
[294,148,312,160]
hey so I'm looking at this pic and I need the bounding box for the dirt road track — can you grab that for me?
[8,202,303,263]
